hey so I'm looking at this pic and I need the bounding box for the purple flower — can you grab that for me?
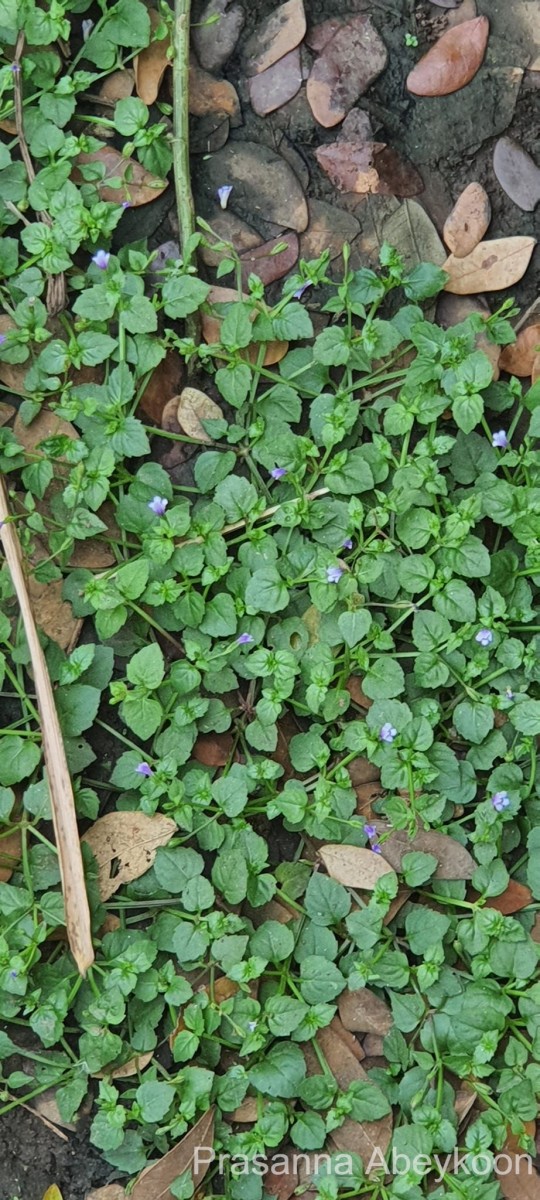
[475,629,493,647]
[342,537,353,550]
[371,844,382,854]
[326,565,343,584]
[0,334,6,346]
[10,63,20,74]
[380,723,397,744]
[135,762,153,777]
[492,791,510,812]
[92,249,110,270]
[121,200,131,210]
[270,466,287,480]
[148,496,168,516]
[505,687,514,700]
[363,824,377,839]
[492,430,509,449]
[217,185,233,210]
[237,633,254,645]
[293,279,313,301]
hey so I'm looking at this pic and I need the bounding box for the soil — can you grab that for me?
[2,1,539,1197]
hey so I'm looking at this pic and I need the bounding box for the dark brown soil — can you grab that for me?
[0,1106,110,1200]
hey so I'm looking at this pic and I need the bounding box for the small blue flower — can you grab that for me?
[492,791,510,812]
[82,18,94,39]
[475,629,493,647]
[363,824,377,839]
[326,565,343,584]
[492,430,509,449]
[148,496,168,516]
[371,844,382,854]
[237,633,254,645]
[342,537,353,550]
[121,200,131,210]
[505,687,514,700]
[217,185,233,210]
[270,467,287,480]
[0,334,6,346]
[135,762,153,777]
[380,723,397,744]
[92,249,110,270]
[293,279,313,300]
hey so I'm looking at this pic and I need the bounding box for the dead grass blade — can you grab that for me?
[0,478,94,975]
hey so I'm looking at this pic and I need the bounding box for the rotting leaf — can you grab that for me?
[131,1107,214,1200]
[176,386,224,442]
[493,137,540,213]
[338,988,393,1035]
[242,0,306,76]
[443,236,536,293]
[483,880,533,914]
[82,812,176,901]
[500,324,540,376]
[73,149,168,207]
[306,15,388,128]
[248,49,302,117]
[239,233,299,287]
[443,182,491,257]
[319,844,394,889]
[496,1129,538,1200]
[134,9,171,105]
[406,16,489,96]
[189,59,240,122]
[0,824,21,882]
[377,827,476,879]
[138,351,185,423]
[383,199,447,270]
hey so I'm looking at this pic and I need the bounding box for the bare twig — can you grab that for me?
[0,480,94,975]
[13,34,66,315]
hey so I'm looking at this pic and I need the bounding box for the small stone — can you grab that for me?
[192,0,245,73]
[300,199,360,261]
[493,136,540,212]
[307,15,388,128]
[248,48,302,116]
[243,0,306,76]
[443,182,491,257]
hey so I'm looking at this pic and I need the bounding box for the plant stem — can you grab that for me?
[172,0,200,347]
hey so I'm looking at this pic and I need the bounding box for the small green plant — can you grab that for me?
[405,32,419,47]
[0,3,539,1199]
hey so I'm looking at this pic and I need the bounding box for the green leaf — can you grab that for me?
[299,956,345,1003]
[453,700,494,744]
[162,275,210,318]
[135,1080,175,1123]
[512,700,540,735]
[126,644,165,689]
[337,609,371,647]
[248,1044,306,1098]
[304,873,351,926]
[0,737,41,786]
[245,567,288,613]
[401,852,438,887]
[363,657,405,699]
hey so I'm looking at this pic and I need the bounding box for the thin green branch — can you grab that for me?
[172,0,201,349]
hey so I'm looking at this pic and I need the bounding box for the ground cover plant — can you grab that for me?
[0,3,539,1200]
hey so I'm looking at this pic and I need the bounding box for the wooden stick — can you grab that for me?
[0,479,94,975]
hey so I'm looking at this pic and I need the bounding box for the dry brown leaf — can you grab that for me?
[500,324,540,376]
[496,1125,538,1200]
[27,575,82,653]
[348,757,380,787]
[98,70,134,103]
[483,880,533,914]
[532,352,540,384]
[0,315,30,393]
[443,182,491,257]
[378,826,476,879]
[193,732,235,766]
[315,141,382,195]
[443,237,536,293]
[239,233,299,288]
[406,16,489,96]
[248,49,302,117]
[354,781,384,819]
[0,825,21,882]
[131,1108,214,1200]
[97,1051,153,1080]
[74,149,167,207]
[338,988,393,1035]
[243,0,306,75]
[138,351,185,423]
[0,480,93,975]
[493,137,540,214]
[14,408,78,461]
[0,400,15,426]
[304,1026,392,1169]
[176,386,223,441]
[232,1096,259,1122]
[306,15,388,128]
[202,287,289,366]
[189,59,240,121]
[346,676,372,708]
[82,812,176,901]
[304,1023,364,1091]
[86,1188,126,1200]
[319,844,394,888]
[134,9,171,104]
[455,1083,477,1125]
[265,1150,299,1200]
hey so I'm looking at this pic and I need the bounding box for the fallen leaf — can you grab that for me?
[73,149,167,207]
[496,1127,538,1200]
[202,287,289,366]
[200,207,263,268]
[346,676,373,708]
[305,17,345,52]
[193,0,245,72]
[443,182,491,257]
[27,575,82,653]
[34,1087,77,1131]
[232,1096,259,1122]
[493,136,540,213]
[0,400,16,426]
[443,236,536,293]
[531,913,540,943]
[377,826,476,879]
[248,49,302,116]
[500,324,540,376]
[303,1022,365,1091]
[86,1188,126,1200]
[176,386,223,441]
[483,880,533,914]
[82,812,176,901]
[189,59,240,122]
[243,0,306,75]
[193,732,235,766]
[300,199,360,262]
[319,844,394,889]
[306,15,388,128]
[304,1029,392,1169]
[196,141,308,233]
[354,781,384,818]
[315,140,382,194]
[239,233,299,287]
[134,9,171,104]
[13,407,78,462]
[131,1110,215,1200]
[42,1189,63,1200]
[347,757,380,787]
[98,1051,153,1080]
[338,988,393,1035]
[406,16,489,96]
[363,1033,385,1056]
[0,825,21,882]
[97,70,134,104]
[532,352,540,384]
[455,1084,477,1124]
[373,145,424,198]
[191,112,230,154]
[383,199,447,270]
[138,351,185,423]
[265,1151,299,1200]
[446,0,478,27]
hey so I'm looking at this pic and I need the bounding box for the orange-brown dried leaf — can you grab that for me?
[306,15,387,128]
[243,0,306,75]
[406,16,489,96]
[443,237,536,294]
[131,1108,215,1200]
[443,182,491,257]
[193,732,236,767]
[0,826,21,882]
[500,324,540,376]
[189,59,240,121]
[496,1126,538,1200]
[135,10,171,104]
[176,386,224,441]
[74,149,167,207]
[138,351,185,423]
[240,233,299,288]
[483,880,533,914]
[0,401,16,427]
[98,69,135,103]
